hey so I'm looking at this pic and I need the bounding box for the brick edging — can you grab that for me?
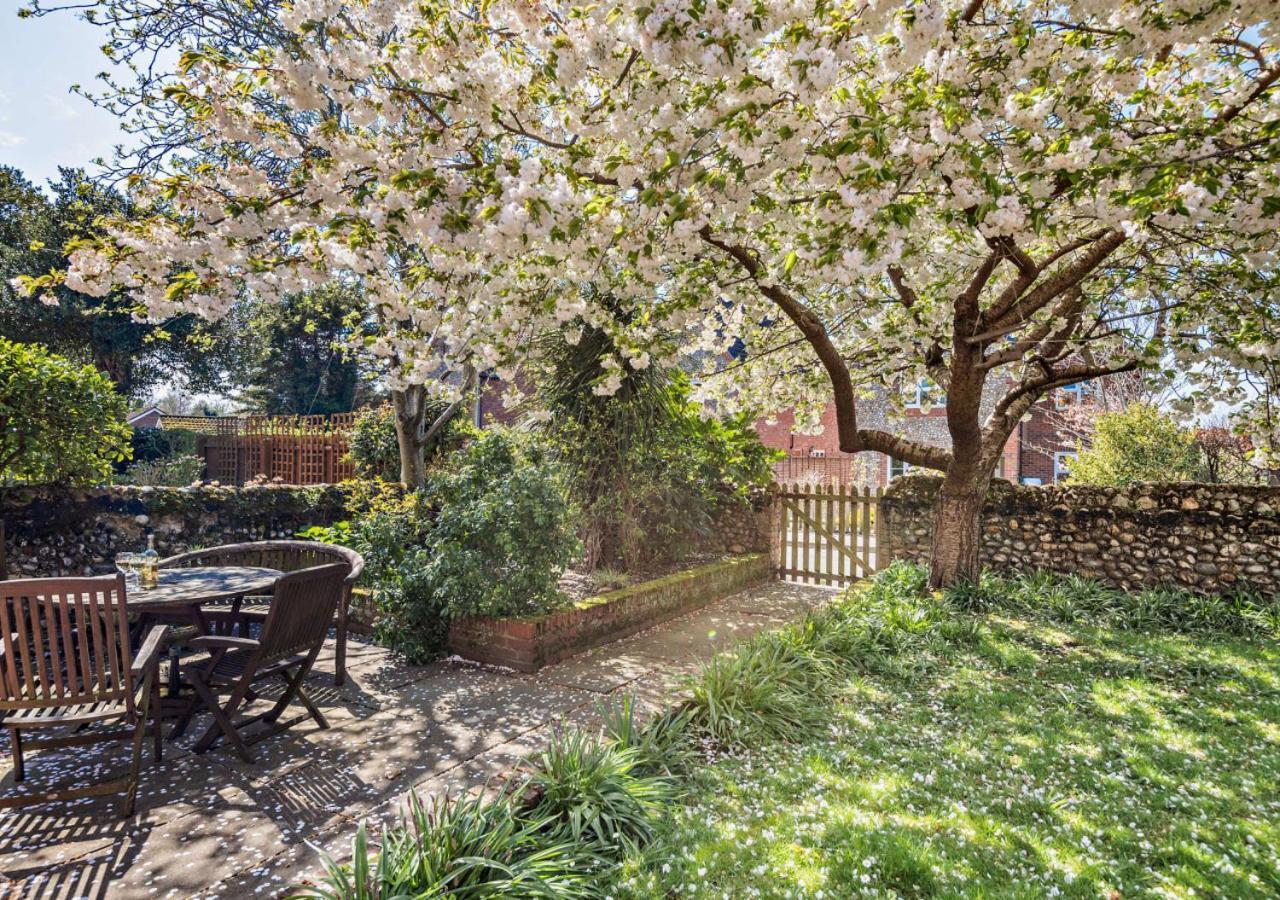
[448,554,772,672]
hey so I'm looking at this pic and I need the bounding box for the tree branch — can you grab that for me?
[699,227,952,471]
[980,230,1125,336]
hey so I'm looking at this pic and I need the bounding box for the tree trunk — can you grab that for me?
[392,384,428,488]
[391,366,478,488]
[927,466,990,589]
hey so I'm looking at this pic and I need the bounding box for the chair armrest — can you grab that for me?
[189,635,260,651]
[130,625,168,680]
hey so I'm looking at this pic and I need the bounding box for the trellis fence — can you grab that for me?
[774,483,886,586]
[185,413,359,486]
[772,454,863,486]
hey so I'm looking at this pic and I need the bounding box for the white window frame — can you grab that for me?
[1053,451,1076,483]
[903,379,946,410]
[1054,382,1088,409]
[888,457,912,481]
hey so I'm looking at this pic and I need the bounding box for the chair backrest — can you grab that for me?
[161,540,364,590]
[0,576,135,715]
[256,563,350,665]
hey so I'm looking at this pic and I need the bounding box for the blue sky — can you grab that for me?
[0,8,130,188]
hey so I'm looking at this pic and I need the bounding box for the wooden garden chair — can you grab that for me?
[169,563,349,764]
[0,576,165,817]
[160,540,364,686]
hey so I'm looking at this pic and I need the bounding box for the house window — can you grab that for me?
[888,457,912,481]
[1053,451,1076,483]
[809,449,826,458]
[904,379,946,410]
[1055,382,1089,409]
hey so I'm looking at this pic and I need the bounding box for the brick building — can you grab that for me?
[761,381,1086,487]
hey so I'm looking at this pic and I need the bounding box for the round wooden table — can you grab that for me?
[127,566,282,616]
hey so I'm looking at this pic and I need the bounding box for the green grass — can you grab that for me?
[610,575,1280,898]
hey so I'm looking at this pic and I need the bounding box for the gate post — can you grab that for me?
[768,484,782,579]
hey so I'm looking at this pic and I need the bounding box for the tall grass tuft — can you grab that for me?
[289,790,599,899]
[601,695,697,777]
[527,728,674,854]
[686,631,833,748]
[947,567,1279,638]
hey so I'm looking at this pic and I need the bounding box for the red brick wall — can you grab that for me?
[1019,397,1075,484]
[449,554,772,672]
[475,372,529,427]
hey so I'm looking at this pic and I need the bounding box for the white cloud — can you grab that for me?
[45,93,80,122]
[0,131,24,148]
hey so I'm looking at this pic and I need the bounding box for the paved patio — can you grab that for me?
[0,580,832,899]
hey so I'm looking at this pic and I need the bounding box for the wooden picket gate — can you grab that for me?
[774,483,886,586]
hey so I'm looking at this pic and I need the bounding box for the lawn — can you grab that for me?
[610,574,1280,898]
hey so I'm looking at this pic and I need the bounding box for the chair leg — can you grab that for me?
[294,683,329,731]
[122,673,153,818]
[263,669,301,724]
[9,727,22,783]
[267,667,329,730]
[191,677,254,764]
[334,606,348,687]
[151,677,164,766]
[169,692,201,741]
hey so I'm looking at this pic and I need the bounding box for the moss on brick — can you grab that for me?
[449,553,771,672]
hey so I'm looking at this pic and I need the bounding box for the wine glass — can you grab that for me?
[115,552,141,589]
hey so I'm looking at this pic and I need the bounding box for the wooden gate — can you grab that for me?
[774,483,885,586]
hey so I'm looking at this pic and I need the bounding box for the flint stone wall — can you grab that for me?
[699,493,773,556]
[881,475,1280,595]
[1,484,351,577]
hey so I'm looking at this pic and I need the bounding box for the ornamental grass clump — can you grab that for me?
[686,632,834,748]
[601,695,697,778]
[527,729,675,854]
[685,561,967,749]
[947,568,1280,638]
[291,789,599,900]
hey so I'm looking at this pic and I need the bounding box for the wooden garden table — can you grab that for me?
[127,566,281,621]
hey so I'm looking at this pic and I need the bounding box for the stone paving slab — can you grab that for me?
[0,579,833,899]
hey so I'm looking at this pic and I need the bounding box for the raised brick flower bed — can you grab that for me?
[448,553,771,672]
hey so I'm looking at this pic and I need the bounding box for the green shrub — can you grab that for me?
[528,730,674,853]
[538,312,777,570]
[347,403,472,482]
[301,485,448,663]
[128,426,200,466]
[0,337,132,485]
[1068,403,1201,485]
[345,404,400,481]
[301,430,577,661]
[292,790,599,900]
[120,453,205,486]
[418,429,578,620]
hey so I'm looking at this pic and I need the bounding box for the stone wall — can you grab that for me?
[880,475,1280,595]
[1,484,352,578]
[698,493,773,556]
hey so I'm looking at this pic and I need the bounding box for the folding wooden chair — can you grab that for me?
[160,541,364,686]
[0,576,165,817]
[170,563,349,763]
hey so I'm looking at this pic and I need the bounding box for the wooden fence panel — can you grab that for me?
[773,483,883,586]
[188,412,359,486]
